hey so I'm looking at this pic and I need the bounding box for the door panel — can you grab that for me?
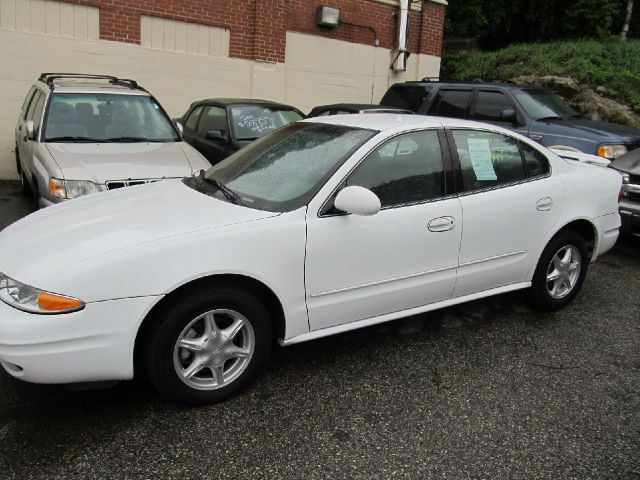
[305,199,463,330]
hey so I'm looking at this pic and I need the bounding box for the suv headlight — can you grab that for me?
[597,144,628,159]
[0,272,85,314]
[49,178,102,199]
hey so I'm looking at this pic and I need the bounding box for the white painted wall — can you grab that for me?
[0,28,440,180]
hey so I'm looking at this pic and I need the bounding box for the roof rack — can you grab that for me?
[37,73,146,92]
[419,77,486,83]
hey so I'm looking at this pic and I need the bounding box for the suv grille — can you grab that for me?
[105,179,162,190]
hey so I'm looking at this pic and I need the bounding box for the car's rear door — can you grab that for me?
[447,127,564,297]
[427,88,474,119]
[305,129,462,331]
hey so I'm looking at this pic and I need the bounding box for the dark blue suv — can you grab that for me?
[381,80,640,160]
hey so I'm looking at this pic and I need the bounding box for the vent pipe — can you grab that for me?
[392,0,410,72]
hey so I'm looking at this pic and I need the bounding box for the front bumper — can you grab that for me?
[619,198,640,237]
[0,295,160,383]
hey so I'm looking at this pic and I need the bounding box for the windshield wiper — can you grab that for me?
[101,136,160,143]
[195,170,241,205]
[46,136,99,142]
[536,116,563,122]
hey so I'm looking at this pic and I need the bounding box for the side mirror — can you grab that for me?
[206,130,227,141]
[25,120,35,140]
[334,186,381,216]
[500,108,517,124]
[174,121,184,135]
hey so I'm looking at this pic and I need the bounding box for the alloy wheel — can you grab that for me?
[172,309,255,391]
[545,245,582,300]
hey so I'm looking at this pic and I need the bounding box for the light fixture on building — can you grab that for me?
[316,6,340,28]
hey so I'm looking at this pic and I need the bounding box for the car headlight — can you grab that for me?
[0,272,85,314]
[597,144,628,159]
[49,178,102,199]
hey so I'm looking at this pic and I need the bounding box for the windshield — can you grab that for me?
[229,105,304,141]
[513,88,578,120]
[43,93,179,142]
[188,122,376,212]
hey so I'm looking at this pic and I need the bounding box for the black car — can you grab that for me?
[176,99,304,164]
[307,103,413,117]
[610,148,640,237]
[380,80,640,160]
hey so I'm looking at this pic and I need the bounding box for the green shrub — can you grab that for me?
[441,39,640,110]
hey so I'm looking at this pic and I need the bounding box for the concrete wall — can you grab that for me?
[0,28,440,180]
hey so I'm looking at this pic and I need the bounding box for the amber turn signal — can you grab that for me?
[37,292,85,312]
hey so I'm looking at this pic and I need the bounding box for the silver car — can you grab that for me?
[15,73,210,208]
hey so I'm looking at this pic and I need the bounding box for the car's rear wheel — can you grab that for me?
[530,230,588,311]
[145,286,272,405]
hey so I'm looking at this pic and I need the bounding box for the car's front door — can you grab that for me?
[305,129,463,331]
[447,128,564,297]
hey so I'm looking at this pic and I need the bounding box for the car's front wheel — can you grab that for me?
[530,230,588,311]
[145,286,272,405]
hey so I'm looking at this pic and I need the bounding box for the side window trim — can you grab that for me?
[318,127,451,217]
[446,127,551,197]
[21,87,37,120]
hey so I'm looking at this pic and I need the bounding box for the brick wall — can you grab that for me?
[62,0,445,62]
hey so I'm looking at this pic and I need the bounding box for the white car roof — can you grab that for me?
[302,113,510,133]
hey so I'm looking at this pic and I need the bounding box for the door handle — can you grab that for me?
[529,133,544,141]
[536,197,553,211]
[428,216,455,232]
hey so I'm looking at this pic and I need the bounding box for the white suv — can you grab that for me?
[15,73,210,207]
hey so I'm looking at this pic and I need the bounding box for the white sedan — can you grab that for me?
[0,115,622,405]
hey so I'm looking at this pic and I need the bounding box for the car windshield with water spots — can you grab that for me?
[186,122,376,212]
[43,93,180,143]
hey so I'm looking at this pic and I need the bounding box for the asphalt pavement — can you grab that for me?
[0,181,638,479]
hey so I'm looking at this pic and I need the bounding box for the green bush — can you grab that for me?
[442,40,640,112]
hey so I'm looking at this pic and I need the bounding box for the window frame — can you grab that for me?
[21,87,37,120]
[318,127,454,217]
[445,127,552,196]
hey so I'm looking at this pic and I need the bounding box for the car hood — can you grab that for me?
[610,148,640,174]
[533,118,640,144]
[0,180,279,281]
[45,142,196,183]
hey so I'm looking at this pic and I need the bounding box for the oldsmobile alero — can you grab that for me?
[0,115,622,404]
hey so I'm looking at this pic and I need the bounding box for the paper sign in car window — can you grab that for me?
[467,137,497,181]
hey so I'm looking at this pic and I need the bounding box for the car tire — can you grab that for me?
[144,286,272,406]
[529,230,589,311]
[31,177,41,209]
[16,147,32,198]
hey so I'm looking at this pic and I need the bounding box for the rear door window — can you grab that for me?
[472,91,514,122]
[428,90,473,118]
[451,129,526,191]
[380,86,430,112]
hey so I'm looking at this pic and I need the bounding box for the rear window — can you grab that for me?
[380,86,430,112]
